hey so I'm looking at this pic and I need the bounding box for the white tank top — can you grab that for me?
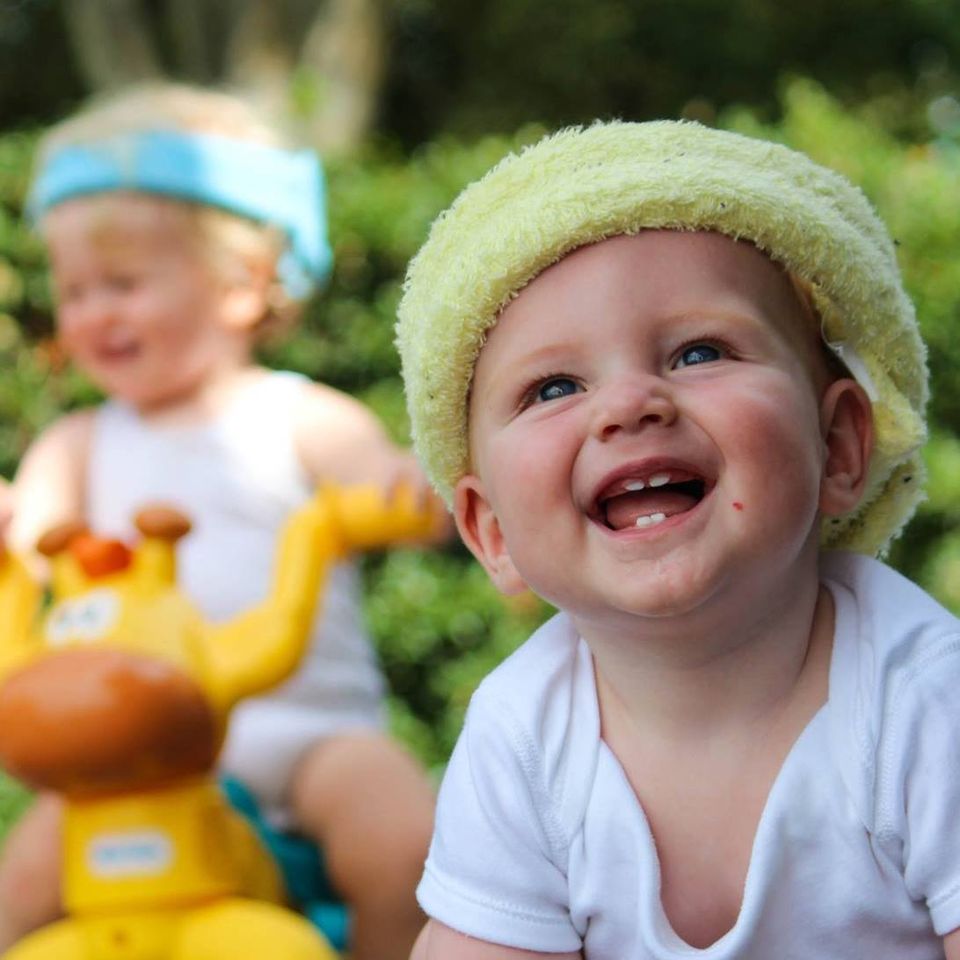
[87,371,385,816]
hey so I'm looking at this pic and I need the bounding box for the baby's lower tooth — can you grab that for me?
[636,512,667,528]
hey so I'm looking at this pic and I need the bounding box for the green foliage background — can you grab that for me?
[0,80,958,826]
[384,0,960,145]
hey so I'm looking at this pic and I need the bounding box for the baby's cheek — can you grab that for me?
[728,398,824,504]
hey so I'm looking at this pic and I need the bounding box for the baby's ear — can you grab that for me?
[219,255,273,333]
[819,378,874,516]
[454,475,528,596]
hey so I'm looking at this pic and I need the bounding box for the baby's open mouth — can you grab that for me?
[594,469,710,531]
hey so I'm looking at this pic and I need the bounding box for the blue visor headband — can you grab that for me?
[28,130,333,299]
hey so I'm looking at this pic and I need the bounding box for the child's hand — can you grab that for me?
[383,450,432,505]
[382,452,453,544]
[292,380,453,542]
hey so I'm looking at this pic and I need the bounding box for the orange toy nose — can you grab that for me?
[70,534,133,577]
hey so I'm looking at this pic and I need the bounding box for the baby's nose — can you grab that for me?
[591,375,677,441]
[82,289,119,324]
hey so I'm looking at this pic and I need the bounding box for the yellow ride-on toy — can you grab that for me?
[0,485,440,960]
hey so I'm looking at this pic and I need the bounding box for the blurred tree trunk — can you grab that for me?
[62,0,163,89]
[300,0,385,153]
[60,0,385,154]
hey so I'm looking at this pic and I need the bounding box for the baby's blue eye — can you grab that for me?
[676,343,722,368]
[537,377,579,402]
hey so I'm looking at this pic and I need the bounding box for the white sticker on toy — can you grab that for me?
[88,830,173,877]
[45,589,120,647]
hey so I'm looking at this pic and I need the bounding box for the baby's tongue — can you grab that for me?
[604,489,698,530]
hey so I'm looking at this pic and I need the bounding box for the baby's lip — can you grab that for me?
[588,459,715,530]
[95,337,140,361]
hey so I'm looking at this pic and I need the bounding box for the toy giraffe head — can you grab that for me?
[0,505,221,798]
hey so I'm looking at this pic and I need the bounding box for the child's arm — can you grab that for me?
[411,921,581,959]
[9,411,93,561]
[293,381,450,541]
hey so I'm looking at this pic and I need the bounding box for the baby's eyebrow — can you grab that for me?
[511,341,577,366]
[486,337,578,377]
[655,307,767,329]
[474,346,574,409]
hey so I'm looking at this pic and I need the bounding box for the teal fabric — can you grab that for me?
[221,775,351,951]
[28,130,332,298]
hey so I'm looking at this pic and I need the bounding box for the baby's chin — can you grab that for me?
[92,371,200,416]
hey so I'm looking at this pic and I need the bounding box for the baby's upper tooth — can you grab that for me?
[624,480,646,491]
[648,473,671,488]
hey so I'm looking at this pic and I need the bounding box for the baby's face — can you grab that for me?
[454,231,869,634]
[45,194,245,412]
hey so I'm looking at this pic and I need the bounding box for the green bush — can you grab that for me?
[0,82,957,828]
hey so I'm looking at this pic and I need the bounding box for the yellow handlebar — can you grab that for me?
[328,483,445,549]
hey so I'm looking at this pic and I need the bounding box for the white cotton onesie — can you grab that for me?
[86,371,386,824]
[419,552,960,957]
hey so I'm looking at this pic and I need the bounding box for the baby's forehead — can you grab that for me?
[497,230,823,359]
[44,192,201,255]
[47,192,193,232]
[511,230,792,297]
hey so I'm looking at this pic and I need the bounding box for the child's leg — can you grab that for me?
[0,793,63,951]
[290,731,434,960]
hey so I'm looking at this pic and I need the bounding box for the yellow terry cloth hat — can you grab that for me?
[396,120,928,557]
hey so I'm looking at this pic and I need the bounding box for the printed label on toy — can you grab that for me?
[45,589,120,647]
[88,830,173,877]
